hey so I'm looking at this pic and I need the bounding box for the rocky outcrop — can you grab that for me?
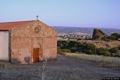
[92,28,107,40]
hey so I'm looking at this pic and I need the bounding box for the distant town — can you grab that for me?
[52,26,120,41]
[58,33,92,41]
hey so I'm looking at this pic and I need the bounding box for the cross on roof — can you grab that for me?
[36,15,39,20]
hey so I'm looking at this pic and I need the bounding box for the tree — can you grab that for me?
[82,44,96,54]
[108,36,116,40]
[57,41,69,49]
[68,41,78,49]
[77,43,85,52]
[109,33,120,40]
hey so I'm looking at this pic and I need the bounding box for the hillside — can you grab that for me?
[79,40,120,49]
[52,26,120,35]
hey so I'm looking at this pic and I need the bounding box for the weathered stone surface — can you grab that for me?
[10,20,57,64]
[11,21,57,37]
[92,28,107,40]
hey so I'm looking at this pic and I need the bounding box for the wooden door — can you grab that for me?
[33,48,39,63]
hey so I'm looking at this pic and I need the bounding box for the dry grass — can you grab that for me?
[79,40,120,48]
[63,53,120,69]
[38,59,47,80]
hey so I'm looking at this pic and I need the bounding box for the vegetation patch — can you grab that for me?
[57,41,120,57]
[108,33,120,40]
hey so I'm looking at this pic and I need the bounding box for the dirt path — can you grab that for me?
[0,55,120,80]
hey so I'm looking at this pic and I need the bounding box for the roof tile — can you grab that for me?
[0,20,35,30]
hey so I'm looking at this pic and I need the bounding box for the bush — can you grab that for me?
[70,48,78,53]
[75,51,84,54]
[109,33,120,40]
[61,49,71,53]
[68,41,78,49]
[57,41,69,49]
[108,36,116,40]
[86,44,96,54]
[84,49,93,54]
[57,48,62,54]
[109,47,118,53]
[104,51,111,56]
[82,44,96,54]
[97,48,111,56]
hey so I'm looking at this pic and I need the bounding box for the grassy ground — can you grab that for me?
[63,53,120,70]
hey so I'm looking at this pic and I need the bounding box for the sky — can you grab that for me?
[0,0,120,28]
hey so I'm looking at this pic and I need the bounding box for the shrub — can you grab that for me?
[84,49,93,54]
[57,41,69,49]
[109,33,120,40]
[57,48,62,54]
[77,43,86,51]
[75,51,84,54]
[103,51,111,56]
[97,48,111,56]
[108,36,116,40]
[61,49,71,53]
[70,48,78,53]
[82,44,96,54]
[68,41,78,49]
[109,47,118,53]
[86,44,96,54]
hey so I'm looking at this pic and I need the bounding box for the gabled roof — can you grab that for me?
[0,20,35,30]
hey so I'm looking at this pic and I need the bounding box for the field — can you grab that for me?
[63,53,120,69]
[0,54,120,80]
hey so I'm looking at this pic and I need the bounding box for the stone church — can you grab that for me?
[0,17,57,64]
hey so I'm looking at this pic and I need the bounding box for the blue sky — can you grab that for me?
[0,0,120,28]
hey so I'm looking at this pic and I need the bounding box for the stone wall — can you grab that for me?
[10,20,57,64]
